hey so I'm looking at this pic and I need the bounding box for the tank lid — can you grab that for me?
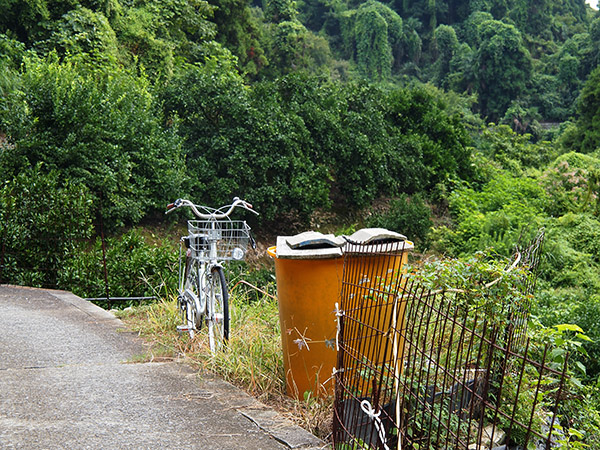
[344,228,407,244]
[286,231,346,249]
[276,234,343,259]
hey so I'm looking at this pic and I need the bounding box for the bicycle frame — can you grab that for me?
[167,197,258,351]
[178,224,223,317]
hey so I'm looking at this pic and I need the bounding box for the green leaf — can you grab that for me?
[575,360,587,374]
[576,332,593,342]
[554,323,585,333]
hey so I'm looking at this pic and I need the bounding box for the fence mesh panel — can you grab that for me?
[333,232,568,450]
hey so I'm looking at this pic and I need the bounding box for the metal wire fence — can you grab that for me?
[0,231,176,308]
[332,232,568,450]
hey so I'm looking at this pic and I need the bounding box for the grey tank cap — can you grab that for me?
[344,228,407,244]
[276,235,343,259]
[286,231,346,249]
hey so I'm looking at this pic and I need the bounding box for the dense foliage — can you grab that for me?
[161,68,471,222]
[0,54,186,226]
[430,125,600,386]
[0,165,93,287]
[1,0,600,444]
[59,229,178,304]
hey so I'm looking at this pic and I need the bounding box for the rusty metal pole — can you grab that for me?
[99,214,111,309]
[0,237,5,284]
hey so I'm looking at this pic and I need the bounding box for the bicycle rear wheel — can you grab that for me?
[207,266,229,353]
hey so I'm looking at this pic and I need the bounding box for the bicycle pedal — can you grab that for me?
[177,325,192,333]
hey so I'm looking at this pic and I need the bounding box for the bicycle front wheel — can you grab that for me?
[207,266,229,353]
[183,257,204,337]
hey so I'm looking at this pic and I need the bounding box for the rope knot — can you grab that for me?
[359,399,390,450]
[360,399,380,420]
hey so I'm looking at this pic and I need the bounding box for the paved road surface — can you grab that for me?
[0,285,323,449]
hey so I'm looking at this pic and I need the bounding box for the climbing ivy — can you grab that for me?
[345,1,403,81]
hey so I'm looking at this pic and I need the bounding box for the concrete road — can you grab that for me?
[0,286,323,449]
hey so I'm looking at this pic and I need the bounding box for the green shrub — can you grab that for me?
[366,193,432,244]
[540,152,600,217]
[40,8,119,58]
[536,293,600,379]
[161,65,331,224]
[59,229,178,304]
[432,170,546,256]
[0,54,186,227]
[561,65,600,154]
[161,70,473,222]
[535,214,600,379]
[477,124,559,172]
[0,165,93,287]
[539,215,600,291]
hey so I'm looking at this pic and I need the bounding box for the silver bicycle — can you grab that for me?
[166,197,258,352]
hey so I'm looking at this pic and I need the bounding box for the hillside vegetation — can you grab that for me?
[1,0,600,445]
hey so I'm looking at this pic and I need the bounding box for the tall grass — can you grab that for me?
[117,291,284,399]
[115,295,184,361]
[202,293,286,400]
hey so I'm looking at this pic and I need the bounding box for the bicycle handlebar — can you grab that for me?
[165,197,259,219]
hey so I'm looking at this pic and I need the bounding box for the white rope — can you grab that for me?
[360,400,390,450]
[323,366,345,386]
[334,302,344,351]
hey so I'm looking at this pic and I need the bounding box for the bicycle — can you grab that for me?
[166,197,258,352]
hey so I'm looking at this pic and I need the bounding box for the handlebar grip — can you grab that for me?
[166,200,181,214]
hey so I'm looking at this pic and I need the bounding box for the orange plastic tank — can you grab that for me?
[268,239,343,399]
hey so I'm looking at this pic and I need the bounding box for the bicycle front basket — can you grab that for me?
[187,220,251,261]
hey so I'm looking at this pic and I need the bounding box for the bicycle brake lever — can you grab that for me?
[244,201,260,215]
[165,198,183,214]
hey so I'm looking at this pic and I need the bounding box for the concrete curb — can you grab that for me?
[49,290,122,324]
[196,371,327,449]
[1,285,121,325]
[240,408,326,449]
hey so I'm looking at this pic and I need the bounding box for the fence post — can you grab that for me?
[0,236,4,285]
[99,215,111,309]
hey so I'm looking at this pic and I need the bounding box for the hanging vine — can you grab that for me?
[352,1,403,81]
